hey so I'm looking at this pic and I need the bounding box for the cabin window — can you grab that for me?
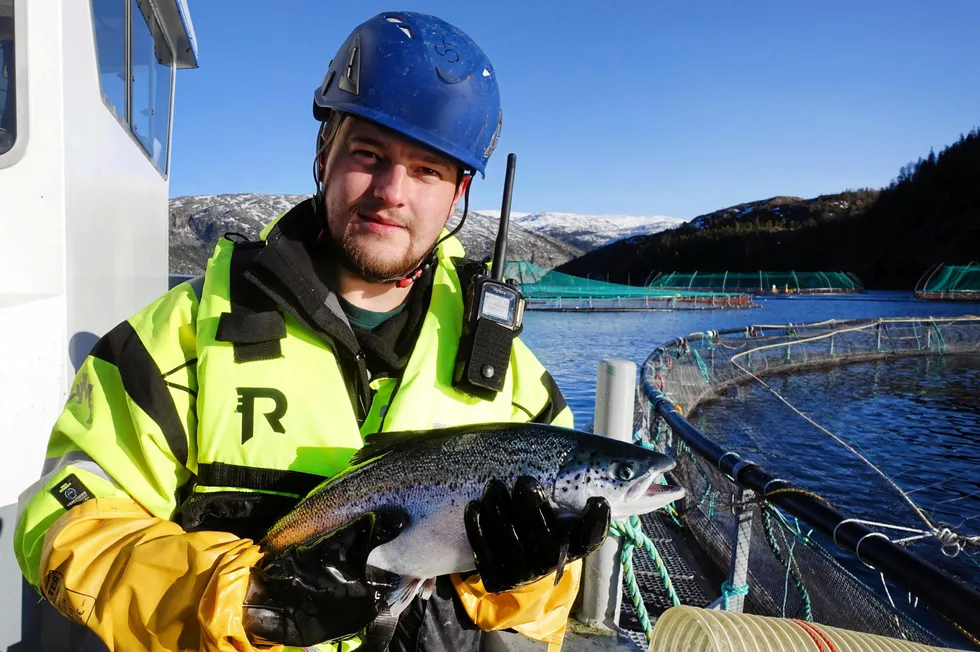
[91,0,173,174]
[0,0,15,156]
[92,0,128,125]
[130,0,172,173]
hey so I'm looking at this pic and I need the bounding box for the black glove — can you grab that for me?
[243,508,409,647]
[464,475,611,594]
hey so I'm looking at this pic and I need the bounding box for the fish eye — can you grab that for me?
[616,464,636,481]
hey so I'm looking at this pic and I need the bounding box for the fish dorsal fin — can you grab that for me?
[349,423,521,467]
[349,429,429,466]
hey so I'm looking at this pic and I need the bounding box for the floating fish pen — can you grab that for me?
[648,270,864,295]
[612,317,980,650]
[504,261,758,311]
[916,263,980,301]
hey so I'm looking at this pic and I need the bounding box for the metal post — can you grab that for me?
[708,487,754,612]
[575,359,636,632]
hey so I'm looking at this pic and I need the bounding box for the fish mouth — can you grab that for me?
[625,471,658,502]
[620,471,686,517]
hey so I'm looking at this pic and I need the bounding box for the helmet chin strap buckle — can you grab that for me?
[395,267,425,288]
[394,253,437,287]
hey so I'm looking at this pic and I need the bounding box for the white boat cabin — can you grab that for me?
[0,1,198,648]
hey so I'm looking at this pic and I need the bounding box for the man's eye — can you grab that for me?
[353,150,379,161]
[420,167,441,178]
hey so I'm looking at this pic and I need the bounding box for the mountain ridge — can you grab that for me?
[557,127,980,289]
[169,193,685,275]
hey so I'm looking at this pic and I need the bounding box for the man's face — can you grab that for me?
[322,117,470,283]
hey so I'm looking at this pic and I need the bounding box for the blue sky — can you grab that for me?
[169,0,980,220]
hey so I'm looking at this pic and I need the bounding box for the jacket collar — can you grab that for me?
[242,197,450,373]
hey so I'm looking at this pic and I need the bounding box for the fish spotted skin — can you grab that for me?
[261,423,684,611]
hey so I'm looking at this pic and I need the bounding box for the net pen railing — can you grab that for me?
[916,263,980,300]
[503,261,758,310]
[625,316,980,649]
[647,271,864,294]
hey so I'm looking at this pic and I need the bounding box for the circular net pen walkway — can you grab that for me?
[648,270,863,295]
[503,261,757,311]
[916,264,980,301]
[619,316,980,650]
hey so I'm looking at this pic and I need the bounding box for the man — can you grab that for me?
[13,11,610,652]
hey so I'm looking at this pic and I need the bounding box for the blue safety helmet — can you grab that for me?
[313,12,502,177]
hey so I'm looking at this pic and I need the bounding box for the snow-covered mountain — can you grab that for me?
[168,193,685,275]
[169,194,585,275]
[170,194,312,274]
[470,210,687,251]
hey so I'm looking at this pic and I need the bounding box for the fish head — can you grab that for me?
[552,434,686,520]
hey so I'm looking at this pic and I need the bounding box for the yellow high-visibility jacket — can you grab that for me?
[14,199,579,652]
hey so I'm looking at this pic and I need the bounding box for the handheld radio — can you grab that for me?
[452,153,526,400]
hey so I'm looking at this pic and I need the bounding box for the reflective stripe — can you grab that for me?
[91,321,190,466]
[16,459,117,522]
[187,274,205,301]
[40,450,107,477]
[533,371,568,424]
[196,462,323,496]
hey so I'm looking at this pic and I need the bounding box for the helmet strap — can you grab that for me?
[312,112,346,213]
[396,171,473,287]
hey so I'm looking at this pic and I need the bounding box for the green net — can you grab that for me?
[916,263,980,299]
[647,271,863,294]
[503,261,757,310]
[628,316,980,649]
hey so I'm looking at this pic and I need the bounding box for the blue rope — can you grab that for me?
[690,348,711,384]
[610,515,681,642]
[930,321,947,354]
[761,506,814,621]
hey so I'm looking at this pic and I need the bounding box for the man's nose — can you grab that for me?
[373,163,408,206]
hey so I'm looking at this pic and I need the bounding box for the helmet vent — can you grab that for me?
[338,34,361,95]
[484,109,503,158]
[385,15,414,39]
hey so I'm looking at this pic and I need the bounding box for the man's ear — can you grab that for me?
[451,173,473,213]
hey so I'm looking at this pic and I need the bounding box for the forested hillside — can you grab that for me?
[559,129,980,289]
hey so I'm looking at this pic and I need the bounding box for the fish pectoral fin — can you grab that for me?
[386,575,426,616]
[554,540,569,586]
[420,577,438,601]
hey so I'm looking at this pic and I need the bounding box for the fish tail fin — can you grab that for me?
[386,575,426,616]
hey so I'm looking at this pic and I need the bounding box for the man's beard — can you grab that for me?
[330,204,436,283]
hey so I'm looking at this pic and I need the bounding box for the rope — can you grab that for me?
[762,505,814,621]
[598,424,683,642]
[948,618,980,649]
[831,518,980,559]
[609,515,680,642]
[720,580,750,610]
[729,348,936,531]
[690,347,712,384]
[929,321,948,354]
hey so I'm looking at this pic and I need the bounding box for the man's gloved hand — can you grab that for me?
[243,508,409,647]
[464,476,611,593]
